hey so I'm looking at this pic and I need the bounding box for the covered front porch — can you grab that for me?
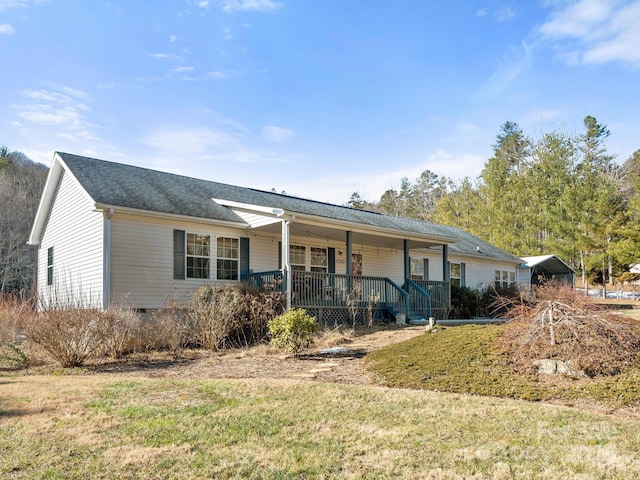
[243,269,451,325]
[214,197,456,325]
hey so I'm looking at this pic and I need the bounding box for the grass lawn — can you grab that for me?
[3,308,640,478]
[365,324,640,407]
[2,374,640,479]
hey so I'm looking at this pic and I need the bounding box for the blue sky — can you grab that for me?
[2,0,640,204]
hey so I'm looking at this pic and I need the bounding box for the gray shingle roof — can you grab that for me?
[57,152,521,263]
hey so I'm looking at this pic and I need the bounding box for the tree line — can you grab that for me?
[3,117,639,295]
[348,116,640,286]
[0,146,48,294]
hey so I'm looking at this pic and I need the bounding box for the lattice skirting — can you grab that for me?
[302,307,449,327]
[304,308,390,328]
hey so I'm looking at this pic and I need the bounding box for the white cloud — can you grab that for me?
[287,149,487,204]
[11,86,99,144]
[476,8,487,17]
[150,52,169,59]
[261,125,293,142]
[520,108,565,126]
[539,0,640,68]
[138,124,288,167]
[0,23,14,34]
[171,66,195,73]
[197,0,209,8]
[221,0,281,13]
[494,6,517,22]
[477,41,534,100]
[0,0,48,12]
[169,34,179,42]
[207,70,226,79]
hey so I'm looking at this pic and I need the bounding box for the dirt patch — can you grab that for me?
[104,325,427,385]
[10,325,426,386]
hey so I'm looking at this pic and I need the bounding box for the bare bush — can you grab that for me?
[239,280,285,346]
[185,281,284,351]
[187,283,245,350]
[497,283,640,377]
[21,308,104,367]
[0,294,29,367]
[98,306,143,360]
[143,301,191,354]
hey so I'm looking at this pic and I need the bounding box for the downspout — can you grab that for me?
[281,215,295,310]
[103,208,114,310]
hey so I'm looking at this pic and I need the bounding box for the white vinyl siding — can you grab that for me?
[38,170,104,308]
[110,213,249,308]
[250,235,280,272]
[462,260,516,290]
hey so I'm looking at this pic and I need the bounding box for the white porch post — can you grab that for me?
[346,231,352,275]
[281,217,294,310]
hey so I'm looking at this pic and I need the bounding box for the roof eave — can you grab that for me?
[94,203,250,228]
[27,153,65,246]
[212,198,459,245]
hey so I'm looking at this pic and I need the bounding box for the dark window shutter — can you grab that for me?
[328,248,335,274]
[424,258,429,281]
[173,229,185,280]
[240,237,250,277]
[278,241,282,269]
[461,263,466,286]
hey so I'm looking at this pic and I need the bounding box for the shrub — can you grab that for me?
[450,284,522,319]
[449,285,482,319]
[143,300,191,354]
[98,306,143,360]
[0,295,29,367]
[185,282,284,351]
[21,308,105,367]
[268,308,318,355]
[187,283,245,350]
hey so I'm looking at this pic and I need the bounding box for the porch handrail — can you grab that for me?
[405,278,432,319]
[384,278,410,319]
[242,270,283,290]
[412,279,451,314]
[243,270,409,319]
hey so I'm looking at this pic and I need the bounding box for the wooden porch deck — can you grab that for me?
[242,271,451,324]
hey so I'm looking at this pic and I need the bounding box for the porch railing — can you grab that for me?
[242,270,408,319]
[405,278,432,319]
[413,280,450,318]
[243,270,284,290]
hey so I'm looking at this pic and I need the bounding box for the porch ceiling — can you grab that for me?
[251,220,445,250]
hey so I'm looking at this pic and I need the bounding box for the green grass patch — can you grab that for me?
[365,324,640,407]
[4,376,640,478]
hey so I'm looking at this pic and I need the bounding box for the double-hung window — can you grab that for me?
[290,245,307,271]
[216,237,239,280]
[186,233,211,279]
[47,246,54,286]
[289,245,328,272]
[176,230,242,281]
[495,269,516,288]
[410,258,428,281]
[310,247,327,272]
[450,262,462,287]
